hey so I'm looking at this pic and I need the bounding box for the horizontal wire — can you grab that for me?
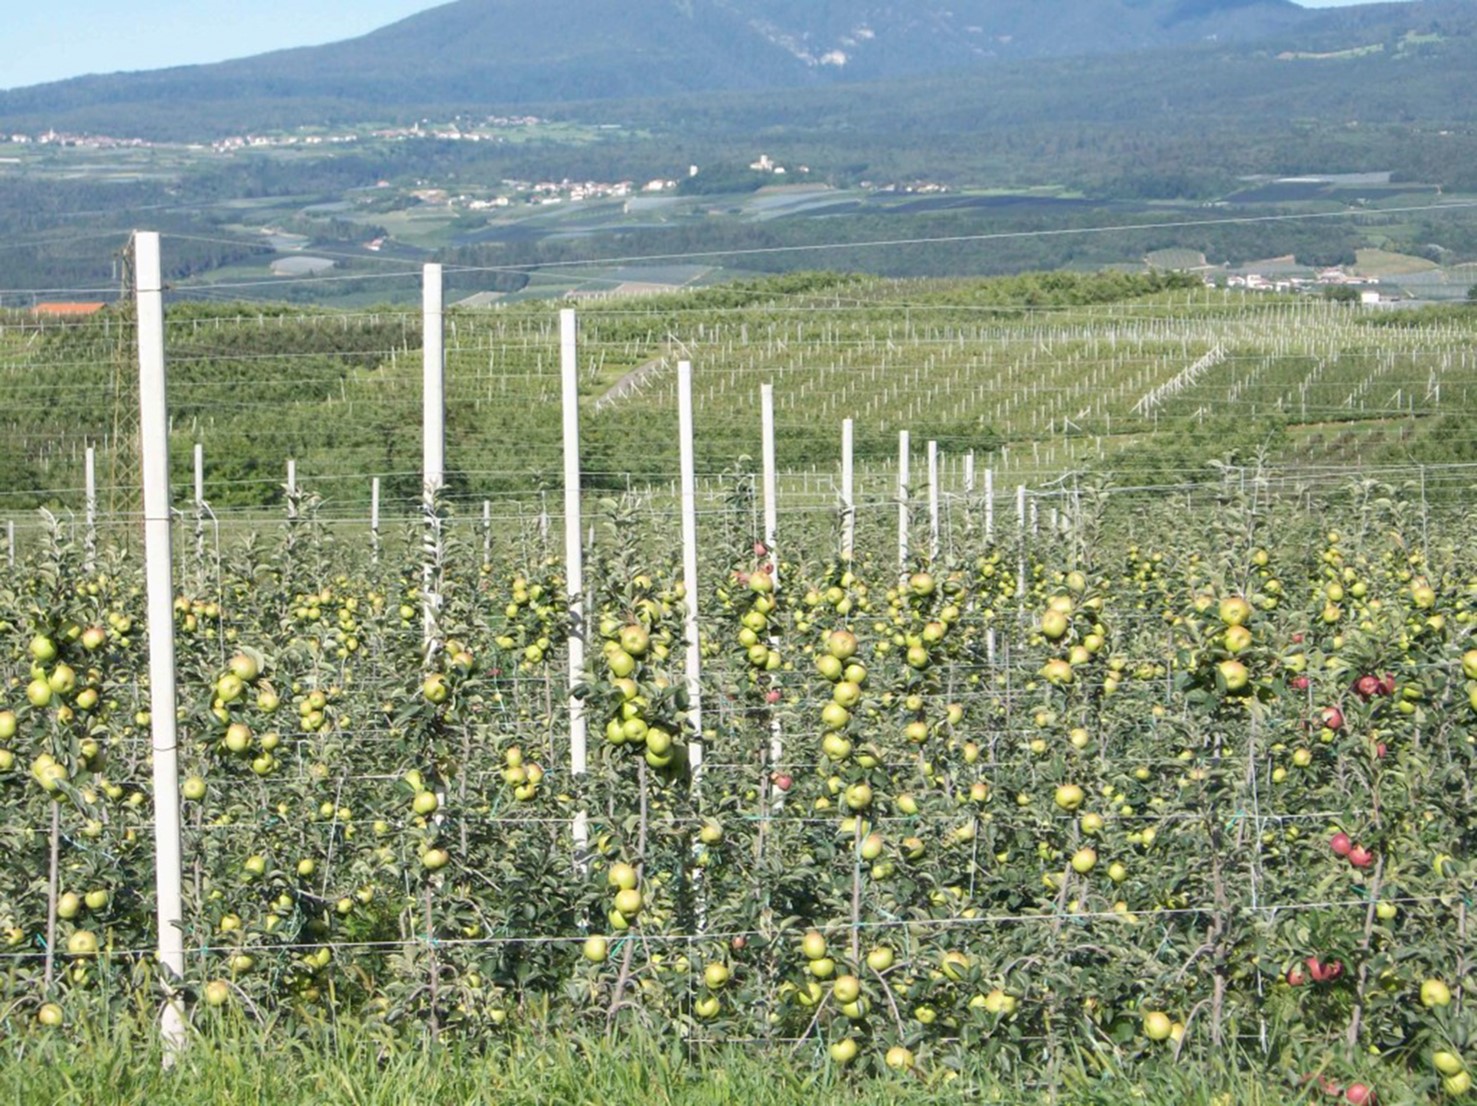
[0,894,1450,965]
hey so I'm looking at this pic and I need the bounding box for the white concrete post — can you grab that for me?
[83,445,96,573]
[135,231,187,1056]
[927,439,939,562]
[984,468,995,541]
[898,430,911,582]
[840,418,855,563]
[193,442,205,564]
[370,476,381,563]
[678,362,703,774]
[422,263,445,654]
[560,309,589,861]
[760,383,778,584]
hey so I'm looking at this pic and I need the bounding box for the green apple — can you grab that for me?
[1422,979,1453,1008]
[1143,1011,1172,1041]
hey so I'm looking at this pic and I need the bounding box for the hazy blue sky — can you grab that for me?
[0,0,1412,91]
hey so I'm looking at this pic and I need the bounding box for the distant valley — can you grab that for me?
[1,0,1475,305]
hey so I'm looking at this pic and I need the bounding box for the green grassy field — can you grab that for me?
[0,1021,1319,1106]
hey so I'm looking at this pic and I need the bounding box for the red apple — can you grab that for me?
[1345,1084,1374,1106]
[1306,957,1345,984]
[771,773,793,792]
[1290,675,1309,691]
[1330,832,1353,857]
[1348,845,1374,870]
[1320,706,1344,731]
[1306,957,1344,983]
[1353,675,1381,700]
[1286,965,1307,987]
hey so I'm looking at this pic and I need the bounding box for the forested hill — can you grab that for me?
[2,0,1472,138]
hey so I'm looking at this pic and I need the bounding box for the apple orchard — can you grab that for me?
[2,264,1477,1099]
[2,461,1475,1099]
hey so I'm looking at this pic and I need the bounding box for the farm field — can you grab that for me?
[1,261,1476,1100]
[4,268,1477,519]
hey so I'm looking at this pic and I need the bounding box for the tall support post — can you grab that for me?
[482,500,492,566]
[678,362,703,774]
[964,451,975,496]
[370,477,381,564]
[897,430,911,582]
[83,445,97,573]
[1016,485,1028,610]
[760,384,779,582]
[560,309,589,861]
[984,466,997,665]
[927,439,940,562]
[422,263,445,658]
[193,443,205,564]
[759,384,783,779]
[840,418,855,563]
[984,468,995,541]
[6,520,13,569]
[134,231,186,1056]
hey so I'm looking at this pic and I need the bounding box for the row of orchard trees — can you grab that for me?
[4,452,1476,1091]
[0,237,1473,1095]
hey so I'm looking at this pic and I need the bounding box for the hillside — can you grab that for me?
[2,0,1457,138]
[4,272,1476,516]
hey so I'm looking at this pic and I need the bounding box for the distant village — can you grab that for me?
[3,128,149,150]
[0,114,551,154]
[1218,267,1401,305]
[209,115,549,153]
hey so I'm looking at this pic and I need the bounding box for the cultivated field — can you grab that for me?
[0,265,1475,1103]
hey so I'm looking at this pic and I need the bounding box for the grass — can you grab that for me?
[1144,248,1209,270]
[0,1017,1320,1106]
[1351,248,1439,277]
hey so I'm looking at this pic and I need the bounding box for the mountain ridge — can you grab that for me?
[1,0,1472,141]
[0,0,1425,135]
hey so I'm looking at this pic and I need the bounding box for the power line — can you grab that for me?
[442,199,1477,274]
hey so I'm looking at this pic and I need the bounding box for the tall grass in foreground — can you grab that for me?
[0,1018,1329,1106]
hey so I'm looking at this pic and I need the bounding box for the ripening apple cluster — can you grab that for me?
[1034,571,1113,689]
[603,860,643,931]
[204,650,281,776]
[599,617,686,773]
[499,745,544,803]
[19,625,117,801]
[420,638,479,712]
[491,567,566,674]
[779,927,1031,1072]
[729,560,783,675]
[403,765,454,871]
[16,622,114,736]
[285,587,367,661]
[816,626,867,769]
